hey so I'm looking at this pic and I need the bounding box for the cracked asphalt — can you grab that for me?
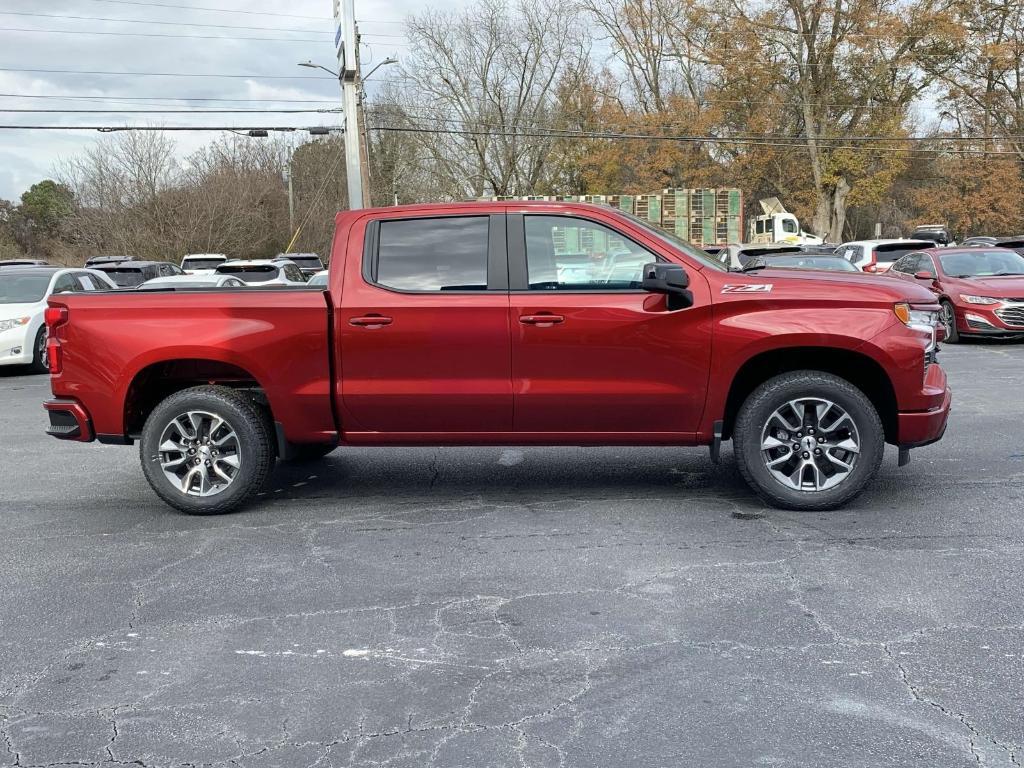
[2,340,1023,768]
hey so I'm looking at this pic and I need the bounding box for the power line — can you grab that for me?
[366,124,1023,155]
[0,67,328,79]
[81,0,329,20]
[1,26,402,42]
[0,124,343,132]
[0,10,330,34]
[0,108,340,114]
[0,121,1015,155]
[2,26,325,43]
[0,93,337,104]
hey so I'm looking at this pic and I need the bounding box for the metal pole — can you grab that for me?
[334,0,364,209]
[287,164,295,233]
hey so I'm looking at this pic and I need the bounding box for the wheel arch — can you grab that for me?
[721,347,898,444]
[124,358,268,439]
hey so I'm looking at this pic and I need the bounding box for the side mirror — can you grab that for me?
[641,262,693,310]
[863,263,878,273]
[913,270,934,281]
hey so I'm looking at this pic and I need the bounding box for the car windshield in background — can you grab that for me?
[767,256,860,271]
[307,274,328,287]
[218,265,278,282]
[288,256,322,268]
[0,273,50,303]
[875,241,936,261]
[182,258,225,270]
[939,250,1024,277]
[101,269,147,287]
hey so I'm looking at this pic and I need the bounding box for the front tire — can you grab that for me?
[940,300,960,343]
[29,326,48,374]
[733,371,885,510]
[140,385,274,515]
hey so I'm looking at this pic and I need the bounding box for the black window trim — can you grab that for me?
[508,211,663,293]
[361,213,506,295]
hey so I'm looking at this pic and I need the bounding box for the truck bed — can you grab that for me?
[47,288,337,445]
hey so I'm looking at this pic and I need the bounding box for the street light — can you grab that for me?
[363,57,399,83]
[297,60,340,79]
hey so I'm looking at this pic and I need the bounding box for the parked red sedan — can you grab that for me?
[888,246,1024,342]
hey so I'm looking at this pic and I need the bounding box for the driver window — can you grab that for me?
[782,218,798,234]
[524,215,660,290]
[918,255,937,277]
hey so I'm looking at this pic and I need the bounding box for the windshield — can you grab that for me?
[307,273,329,286]
[0,273,51,303]
[767,257,859,272]
[287,256,323,268]
[182,257,226,270]
[100,268,147,287]
[618,210,728,271]
[939,250,1024,277]
[875,242,935,262]
[217,265,279,282]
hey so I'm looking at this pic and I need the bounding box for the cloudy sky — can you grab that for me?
[0,0,455,201]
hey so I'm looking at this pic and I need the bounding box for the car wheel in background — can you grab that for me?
[940,300,960,343]
[733,371,884,511]
[139,385,274,515]
[29,326,48,374]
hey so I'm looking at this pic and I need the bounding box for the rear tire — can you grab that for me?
[733,371,884,510]
[29,326,48,374]
[940,299,960,343]
[140,385,274,515]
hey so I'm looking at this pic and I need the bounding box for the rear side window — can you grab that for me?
[374,217,489,291]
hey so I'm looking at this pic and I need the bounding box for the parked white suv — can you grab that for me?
[0,267,116,372]
[180,253,228,275]
[835,239,939,273]
[214,259,308,286]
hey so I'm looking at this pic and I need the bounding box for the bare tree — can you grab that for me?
[395,0,591,198]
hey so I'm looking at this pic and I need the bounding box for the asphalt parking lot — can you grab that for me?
[1,342,1023,768]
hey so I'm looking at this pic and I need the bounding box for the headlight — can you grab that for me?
[894,303,938,353]
[960,294,1000,305]
[0,317,30,332]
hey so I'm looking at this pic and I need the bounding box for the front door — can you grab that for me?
[508,213,712,438]
[338,213,512,434]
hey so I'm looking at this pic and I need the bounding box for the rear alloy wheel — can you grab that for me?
[140,386,273,514]
[940,300,960,343]
[734,371,884,510]
[29,326,48,374]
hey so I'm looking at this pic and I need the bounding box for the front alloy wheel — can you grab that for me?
[760,398,860,492]
[733,371,884,510]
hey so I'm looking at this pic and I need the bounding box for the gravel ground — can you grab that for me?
[1,340,1023,768]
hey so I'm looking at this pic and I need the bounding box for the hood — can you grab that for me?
[736,268,938,303]
[945,275,1024,299]
[0,302,43,320]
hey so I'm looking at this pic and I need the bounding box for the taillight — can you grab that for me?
[44,306,68,329]
[44,305,69,374]
[46,338,62,373]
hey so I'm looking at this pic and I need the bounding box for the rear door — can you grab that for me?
[338,213,512,434]
[508,212,712,436]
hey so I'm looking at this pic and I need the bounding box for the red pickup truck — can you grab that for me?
[43,201,951,514]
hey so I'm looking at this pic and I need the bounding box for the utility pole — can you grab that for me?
[333,0,366,209]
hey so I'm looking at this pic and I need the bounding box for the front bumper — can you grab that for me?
[897,364,951,448]
[958,302,1024,336]
[43,398,95,442]
[0,325,34,365]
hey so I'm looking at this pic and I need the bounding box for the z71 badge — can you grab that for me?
[721,284,773,293]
